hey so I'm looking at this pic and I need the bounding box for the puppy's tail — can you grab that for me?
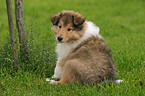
[113,80,123,84]
[100,79,123,85]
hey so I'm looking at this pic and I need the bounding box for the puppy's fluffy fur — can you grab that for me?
[47,10,122,85]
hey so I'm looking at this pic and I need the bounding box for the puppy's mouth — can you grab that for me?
[57,40,63,43]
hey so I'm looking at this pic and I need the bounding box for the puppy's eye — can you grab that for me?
[67,28,72,31]
[59,26,61,28]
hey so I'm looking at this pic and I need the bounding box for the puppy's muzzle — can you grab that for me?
[57,36,63,42]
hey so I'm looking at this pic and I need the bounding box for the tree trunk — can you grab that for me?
[6,0,19,69]
[15,0,28,63]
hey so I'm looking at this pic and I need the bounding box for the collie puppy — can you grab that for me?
[46,10,122,85]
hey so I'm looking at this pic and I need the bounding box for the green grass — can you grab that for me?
[0,0,145,95]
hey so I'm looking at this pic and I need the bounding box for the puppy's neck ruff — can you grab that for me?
[56,21,101,60]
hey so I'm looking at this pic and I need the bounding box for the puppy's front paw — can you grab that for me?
[46,78,55,84]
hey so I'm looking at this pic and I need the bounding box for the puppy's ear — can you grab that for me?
[51,13,61,25]
[72,13,85,26]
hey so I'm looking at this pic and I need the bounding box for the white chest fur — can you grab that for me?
[56,43,74,61]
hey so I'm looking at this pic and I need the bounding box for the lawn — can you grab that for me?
[0,0,145,95]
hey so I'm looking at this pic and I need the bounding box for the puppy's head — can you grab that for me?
[51,10,86,43]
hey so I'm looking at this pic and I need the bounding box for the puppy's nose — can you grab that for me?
[57,36,63,42]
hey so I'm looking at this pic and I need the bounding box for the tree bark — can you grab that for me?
[15,0,28,63]
[6,0,19,69]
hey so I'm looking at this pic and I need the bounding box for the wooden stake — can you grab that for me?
[6,0,19,69]
[15,0,28,63]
